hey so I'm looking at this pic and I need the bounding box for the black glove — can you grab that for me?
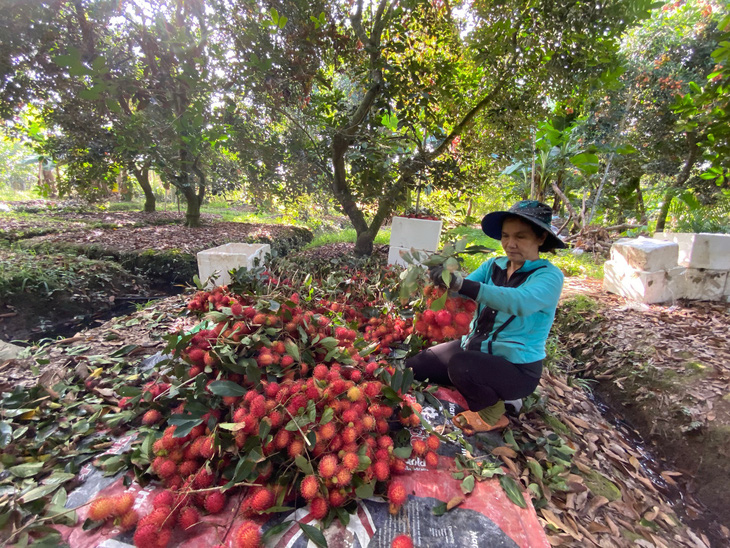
[428,265,463,291]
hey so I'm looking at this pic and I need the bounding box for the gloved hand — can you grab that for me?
[428,265,464,291]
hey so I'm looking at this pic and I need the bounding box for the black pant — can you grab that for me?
[406,340,542,411]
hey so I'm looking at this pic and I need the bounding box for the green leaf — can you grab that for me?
[9,462,44,478]
[262,521,292,541]
[110,344,139,357]
[355,480,374,499]
[208,380,247,397]
[393,446,412,459]
[432,501,448,516]
[499,475,527,508]
[19,483,60,504]
[430,291,448,312]
[319,407,334,425]
[461,475,475,494]
[284,339,300,361]
[299,522,328,547]
[569,152,600,175]
[169,417,204,439]
[294,455,314,475]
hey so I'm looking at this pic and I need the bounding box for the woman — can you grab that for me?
[406,200,565,433]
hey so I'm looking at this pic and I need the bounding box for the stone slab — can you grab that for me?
[610,237,679,272]
[197,242,270,288]
[389,217,442,252]
[653,232,730,270]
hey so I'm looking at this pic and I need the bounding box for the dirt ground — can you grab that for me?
[557,277,730,542]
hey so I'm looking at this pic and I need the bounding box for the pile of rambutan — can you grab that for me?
[117,283,443,547]
[413,285,477,344]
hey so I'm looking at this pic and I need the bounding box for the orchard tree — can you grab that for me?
[674,10,730,200]
[221,0,656,255]
[0,0,233,224]
[581,0,725,229]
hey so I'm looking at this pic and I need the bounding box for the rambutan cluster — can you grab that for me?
[413,285,477,344]
[87,491,138,531]
[362,315,414,355]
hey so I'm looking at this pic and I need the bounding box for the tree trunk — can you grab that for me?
[354,229,376,256]
[636,180,647,225]
[656,132,700,232]
[131,164,156,212]
[655,190,673,233]
[182,186,202,227]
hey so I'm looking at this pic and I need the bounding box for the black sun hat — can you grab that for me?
[481,200,566,252]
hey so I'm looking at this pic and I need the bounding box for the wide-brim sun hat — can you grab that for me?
[481,200,566,252]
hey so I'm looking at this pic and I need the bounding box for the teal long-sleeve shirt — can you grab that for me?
[459,256,564,369]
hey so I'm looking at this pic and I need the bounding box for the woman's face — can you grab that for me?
[501,217,547,264]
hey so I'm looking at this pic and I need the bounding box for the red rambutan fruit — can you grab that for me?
[373,460,390,482]
[88,496,115,521]
[341,452,360,472]
[309,496,329,520]
[141,409,163,426]
[318,454,338,479]
[300,475,319,500]
[411,439,427,457]
[248,487,275,514]
[204,491,227,514]
[193,468,215,489]
[288,439,305,459]
[391,458,407,474]
[234,520,262,548]
[334,467,352,486]
[133,524,159,547]
[178,506,200,531]
[426,434,440,451]
[388,480,408,506]
[153,490,175,509]
[112,492,135,516]
[318,421,336,441]
[274,428,292,450]
[329,489,347,508]
[392,534,414,548]
[425,451,439,468]
[157,459,177,479]
[118,509,138,531]
[199,436,216,459]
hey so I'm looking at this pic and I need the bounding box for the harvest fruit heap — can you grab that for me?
[103,275,472,548]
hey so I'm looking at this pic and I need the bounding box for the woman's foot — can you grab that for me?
[453,410,509,434]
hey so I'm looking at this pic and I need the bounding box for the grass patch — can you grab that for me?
[0,247,140,303]
[305,228,391,249]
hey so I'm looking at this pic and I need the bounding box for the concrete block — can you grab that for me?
[653,232,730,270]
[387,246,429,268]
[603,260,684,304]
[673,268,728,301]
[197,243,270,288]
[724,275,730,303]
[389,217,442,252]
[610,237,679,272]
